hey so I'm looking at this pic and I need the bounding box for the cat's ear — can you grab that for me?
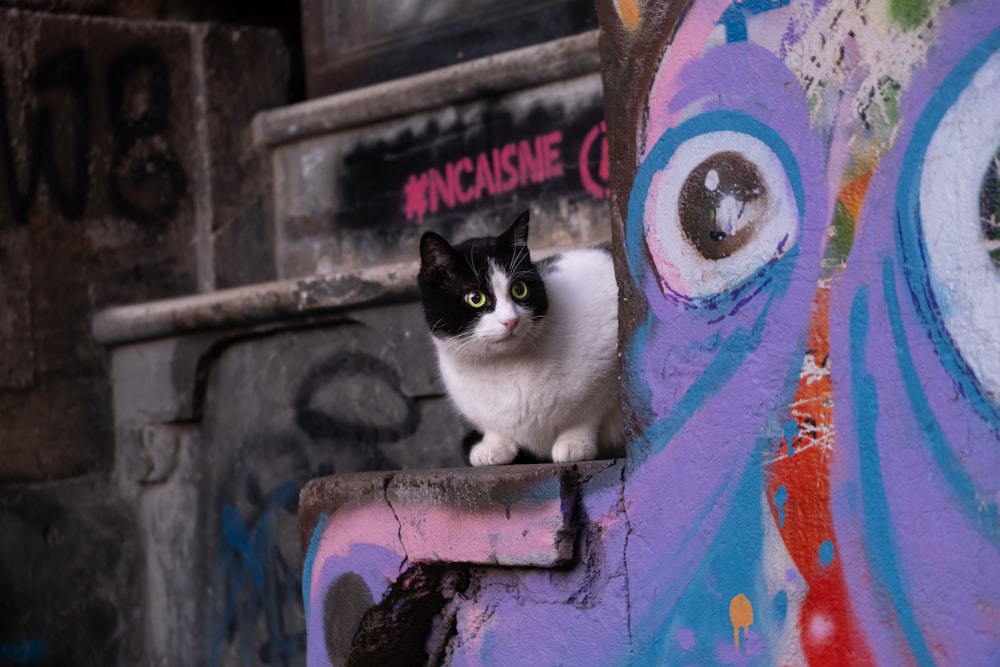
[501,210,530,249]
[420,232,459,275]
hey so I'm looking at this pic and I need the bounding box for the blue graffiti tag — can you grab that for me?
[207,480,305,667]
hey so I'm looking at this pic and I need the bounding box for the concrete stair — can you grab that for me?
[95,30,611,667]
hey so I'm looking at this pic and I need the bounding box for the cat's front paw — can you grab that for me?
[469,433,519,466]
[552,436,598,463]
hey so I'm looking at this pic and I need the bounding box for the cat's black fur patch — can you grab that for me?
[418,211,549,339]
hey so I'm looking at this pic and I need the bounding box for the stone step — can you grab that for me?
[94,29,612,667]
[252,31,609,278]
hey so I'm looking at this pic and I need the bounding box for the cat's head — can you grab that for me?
[418,210,548,357]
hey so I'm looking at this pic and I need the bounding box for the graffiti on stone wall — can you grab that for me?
[338,100,608,230]
[300,0,1000,664]
[206,328,456,667]
[617,0,1000,662]
[402,121,610,224]
[0,43,187,226]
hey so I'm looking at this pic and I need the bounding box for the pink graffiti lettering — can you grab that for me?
[403,131,564,223]
[579,121,610,200]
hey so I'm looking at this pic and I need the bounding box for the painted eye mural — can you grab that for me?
[827,20,1000,665]
[622,37,846,667]
[639,119,801,302]
[614,0,1000,664]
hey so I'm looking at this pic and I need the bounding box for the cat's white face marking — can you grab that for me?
[474,259,531,346]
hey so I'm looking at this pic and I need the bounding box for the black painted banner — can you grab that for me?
[334,86,608,230]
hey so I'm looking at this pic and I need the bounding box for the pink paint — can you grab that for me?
[403,131,565,223]
[641,0,732,160]
[393,498,573,567]
[579,121,610,199]
[305,503,405,615]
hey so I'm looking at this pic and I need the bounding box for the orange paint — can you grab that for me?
[729,593,754,652]
[766,281,876,665]
[615,0,642,31]
[838,171,872,222]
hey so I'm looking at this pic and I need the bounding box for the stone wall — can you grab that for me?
[0,9,287,482]
[256,31,609,278]
[0,8,289,665]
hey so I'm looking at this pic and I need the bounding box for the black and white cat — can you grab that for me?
[418,210,624,466]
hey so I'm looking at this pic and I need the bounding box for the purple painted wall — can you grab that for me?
[301,0,1000,663]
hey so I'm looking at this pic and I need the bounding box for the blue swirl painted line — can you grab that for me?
[207,480,304,667]
[302,512,329,621]
[881,259,1000,544]
[850,286,935,667]
[626,109,805,318]
[893,26,1000,428]
[636,292,774,455]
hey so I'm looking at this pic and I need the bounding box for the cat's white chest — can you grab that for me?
[431,247,620,452]
[436,352,553,429]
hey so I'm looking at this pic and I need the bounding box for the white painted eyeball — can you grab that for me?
[908,46,1000,403]
[644,129,800,301]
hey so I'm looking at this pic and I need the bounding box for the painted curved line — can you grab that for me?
[893,26,1000,427]
[635,291,774,456]
[849,286,935,667]
[881,259,1000,545]
[302,512,329,623]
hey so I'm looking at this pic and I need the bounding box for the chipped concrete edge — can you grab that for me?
[91,243,597,346]
[251,30,601,148]
[299,461,619,569]
[91,260,421,346]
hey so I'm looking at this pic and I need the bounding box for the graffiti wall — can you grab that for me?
[606,0,1000,662]
[302,0,1000,664]
[264,68,611,279]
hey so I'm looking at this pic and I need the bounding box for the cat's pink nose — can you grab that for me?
[501,317,519,332]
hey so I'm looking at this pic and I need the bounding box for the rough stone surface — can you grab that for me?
[388,465,578,567]
[0,9,288,482]
[106,296,469,667]
[92,259,421,345]
[258,42,610,278]
[300,0,597,98]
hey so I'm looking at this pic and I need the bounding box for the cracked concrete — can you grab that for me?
[301,459,631,663]
[617,460,635,653]
[382,471,411,571]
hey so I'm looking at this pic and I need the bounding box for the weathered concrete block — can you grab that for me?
[256,33,610,278]
[96,260,474,666]
[388,465,578,567]
[300,0,597,97]
[0,10,287,481]
[299,460,623,665]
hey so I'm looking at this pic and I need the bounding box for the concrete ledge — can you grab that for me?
[91,260,419,346]
[300,461,614,568]
[252,30,600,148]
[91,243,592,346]
[388,465,577,567]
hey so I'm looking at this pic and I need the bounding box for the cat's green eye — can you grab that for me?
[510,280,529,300]
[465,290,487,308]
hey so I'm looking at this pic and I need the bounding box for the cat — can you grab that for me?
[417,210,625,466]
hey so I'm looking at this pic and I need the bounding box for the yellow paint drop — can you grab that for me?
[615,0,642,32]
[729,593,754,652]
